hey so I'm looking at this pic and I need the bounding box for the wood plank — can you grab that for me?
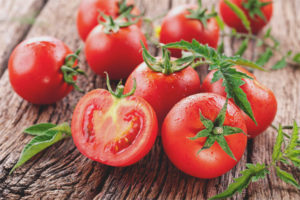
[0,0,48,76]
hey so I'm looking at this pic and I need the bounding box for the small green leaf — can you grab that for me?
[275,166,300,189]
[292,53,300,64]
[223,126,246,136]
[235,38,249,57]
[209,163,268,200]
[285,121,298,155]
[216,135,237,161]
[10,123,71,174]
[197,135,216,153]
[214,98,228,127]
[24,123,56,136]
[272,124,284,162]
[226,56,265,71]
[256,48,273,67]
[224,0,251,33]
[217,40,225,54]
[189,129,211,140]
[264,28,272,38]
[272,57,287,70]
[215,15,225,31]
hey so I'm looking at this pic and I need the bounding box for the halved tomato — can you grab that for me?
[71,88,158,166]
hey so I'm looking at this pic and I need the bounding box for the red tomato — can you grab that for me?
[201,66,277,138]
[124,62,201,127]
[219,0,273,34]
[8,36,76,104]
[85,24,147,80]
[162,93,247,179]
[71,89,158,166]
[160,5,220,58]
[77,0,141,41]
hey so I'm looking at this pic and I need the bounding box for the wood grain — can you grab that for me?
[0,0,299,199]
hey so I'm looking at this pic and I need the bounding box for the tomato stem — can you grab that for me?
[105,72,136,98]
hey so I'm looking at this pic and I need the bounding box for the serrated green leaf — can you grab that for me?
[216,135,236,161]
[226,56,265,71]
[209,163,268,200]
[10,123,71,174]
[256,48,273,67]
[211,70,223,83]
[285,121,299,155]
[224,0,251,33]
[272,58,286,70]
[272,124,284,162]
[24,123,56,136]
[293,53,300,64]
[275,166,300,189]
[235,38,249,57]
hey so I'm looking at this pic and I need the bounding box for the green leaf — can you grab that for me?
[197,135,217,153]
[235,38,249,57]
[224,0,251,33]
[285,121,299,155]
[216,135,237,161]
[256,48,273,67]
[272,58,286,70]
[214,98,228,127]
[256,39,264,47]
[215,15,225,31]
[209,163,268,200]
[292,53,300,64]
[217,40,225,54]
[272,124,284,162]
[223,126,246,136]
[264,28,272,38]
[24,123,56,136]
[189,129,211,140]
[275,166,300,189]
[199,111,214,130]
[226,56,265,71]
[10,123,71,174]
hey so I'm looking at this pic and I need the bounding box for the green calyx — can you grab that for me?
[97,11,140,34]
[141,42,195,75]
[186,0,217,28]
[105,72,136,98]
[189,99,247,161]
[117,0,141,22]
[242,0,272,21]
[61,49,86,92]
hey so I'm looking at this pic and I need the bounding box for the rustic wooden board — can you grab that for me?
[0,0,299,199]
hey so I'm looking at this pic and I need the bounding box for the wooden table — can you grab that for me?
[0,0,299,199]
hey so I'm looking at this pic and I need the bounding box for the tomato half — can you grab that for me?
[201,66,277,138]
[124,62,201,127]
[71,89,158,166]
[77,0,141,41]
[162,93,247,179]
[85,24,147,80]
[160,5,219,58]
[219,0,273,34]
[8,36,75,104]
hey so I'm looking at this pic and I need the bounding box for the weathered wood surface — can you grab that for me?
[0,0,299,199]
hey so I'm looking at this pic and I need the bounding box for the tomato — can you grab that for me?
[71,81,158,166]
[160,5,220,58]
[201,66,277,138]
[85,23,147,80]
[124,62,201,127]
[8,36,80,105]
[219,0,273,34]
[77,0,141,41]
[162,93,247,179]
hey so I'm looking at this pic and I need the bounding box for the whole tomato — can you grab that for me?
[77,0,141,41]
[201,66,277,138]
[72,75,158,166]
[162,93,247,178]
[219,0,273,34]
[160,4,219,58]
[8,36,82,104]
[85,16,147,80]
[124,47,201,127]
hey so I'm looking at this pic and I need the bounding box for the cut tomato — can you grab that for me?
[71,88,158,166]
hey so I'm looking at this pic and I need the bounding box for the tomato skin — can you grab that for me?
[71,89,158,167]
[77,0,141,41]
[201,66,277,138]
[219,0,273,34]
[85,25,147,80]
[162,93,247,179]
[124,62,201,127]
[160,5,220,58]
[8,37,74,104]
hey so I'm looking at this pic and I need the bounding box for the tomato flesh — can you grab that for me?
[71,89,158,166]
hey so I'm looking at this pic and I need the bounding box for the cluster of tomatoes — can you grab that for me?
[8,0,276,179]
